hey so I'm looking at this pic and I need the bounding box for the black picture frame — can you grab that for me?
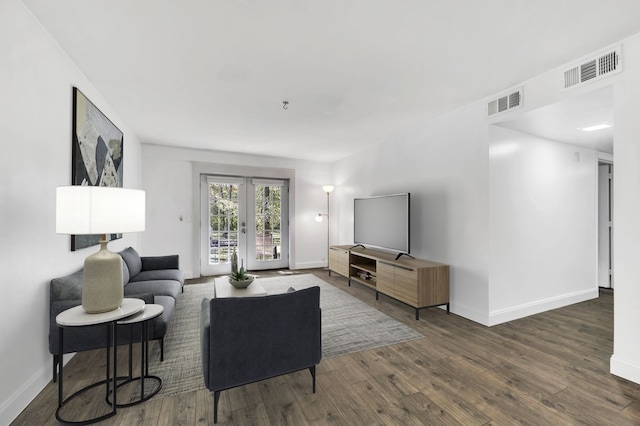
[71,87,124,251]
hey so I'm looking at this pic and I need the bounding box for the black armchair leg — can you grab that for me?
[309,365,316,393]
[214,391,221,423]
[160,337,165,361]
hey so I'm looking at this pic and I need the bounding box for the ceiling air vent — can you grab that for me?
[563,45,622,89]
[487,87,523,117]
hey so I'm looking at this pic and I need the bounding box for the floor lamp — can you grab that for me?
[316,185,334,268]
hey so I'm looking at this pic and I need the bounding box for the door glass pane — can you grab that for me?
[255,185,281,261]
[208,182,238,265]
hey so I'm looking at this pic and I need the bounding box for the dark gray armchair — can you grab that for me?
[200,286,322,423]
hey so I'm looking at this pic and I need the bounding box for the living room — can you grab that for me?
[4,0,640,424]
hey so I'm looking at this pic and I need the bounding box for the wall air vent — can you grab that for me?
[563,45,622,89]
[487,87,523,117]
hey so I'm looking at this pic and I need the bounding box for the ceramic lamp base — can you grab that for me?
[82,239,123,313]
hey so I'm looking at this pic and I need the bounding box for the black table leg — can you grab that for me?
[57,327,63,410]
[110,317,162,407]
[56,322,118,425]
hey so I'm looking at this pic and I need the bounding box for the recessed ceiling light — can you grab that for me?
[578,122,612,132]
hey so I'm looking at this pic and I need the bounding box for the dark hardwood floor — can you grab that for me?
[13,269,640,425]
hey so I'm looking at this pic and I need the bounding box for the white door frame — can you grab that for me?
[192,162,295,277]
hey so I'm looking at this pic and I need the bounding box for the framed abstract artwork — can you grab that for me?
[71,87,124,251]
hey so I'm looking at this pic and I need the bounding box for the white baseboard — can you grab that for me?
[487,288,598,326]
[611,354,640,384]
[450,302,490,326]
[0,353,74,425]
[292,261,327,270]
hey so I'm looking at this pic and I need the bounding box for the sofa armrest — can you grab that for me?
[200,298,212,388]
[50,270,83,303]
[50,299,81,321]
[142,255,179,271]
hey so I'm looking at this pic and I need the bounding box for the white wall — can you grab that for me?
[333,102,491,324]
[488,127,598,325]
[5,3,640,422]
[0,1,143,423]
[485,32,640,382]
[141,144,333,277]
[332,45,626,328]
[611,32,640,383]
[334,30,640,384]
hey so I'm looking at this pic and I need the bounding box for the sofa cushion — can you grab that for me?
[124,279,182,299]
[142,255,179,271]
[119,247,142,278]
[130,269,185,285]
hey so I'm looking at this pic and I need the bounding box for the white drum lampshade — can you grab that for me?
[56,186,145,313]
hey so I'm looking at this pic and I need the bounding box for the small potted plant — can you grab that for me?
[228,266,254,289]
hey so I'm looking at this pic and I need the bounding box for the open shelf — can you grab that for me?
[350,276,376,289]
[350,252,377,289]
[350,263,376,274]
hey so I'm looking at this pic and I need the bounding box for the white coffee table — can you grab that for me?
[214,277,268,298]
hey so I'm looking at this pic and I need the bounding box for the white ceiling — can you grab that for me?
[495,86,614,154]
[21,0,640,162]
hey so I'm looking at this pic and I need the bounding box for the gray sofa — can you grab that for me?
[49,247,184,382]
[200,286,322,423]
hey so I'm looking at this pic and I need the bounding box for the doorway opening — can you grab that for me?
[598,160,613,289]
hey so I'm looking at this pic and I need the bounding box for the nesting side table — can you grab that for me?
[111,303,164,407]
[55,298,145,425]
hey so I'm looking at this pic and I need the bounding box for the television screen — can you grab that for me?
[354,193,410,253]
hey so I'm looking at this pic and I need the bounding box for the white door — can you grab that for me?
[246,179,289,270]
[200,175,289,276]
[200,176,246,276]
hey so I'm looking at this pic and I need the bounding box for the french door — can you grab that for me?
[200,175,289,276]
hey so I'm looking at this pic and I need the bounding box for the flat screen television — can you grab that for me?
[354,193,410,254]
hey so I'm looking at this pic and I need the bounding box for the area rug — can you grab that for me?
[143,273,423,399]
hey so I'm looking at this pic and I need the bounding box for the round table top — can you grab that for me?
[56,298,145,327]
[117,304,164,324]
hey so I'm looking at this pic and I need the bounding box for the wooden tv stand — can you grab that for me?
[328,245,450,320]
